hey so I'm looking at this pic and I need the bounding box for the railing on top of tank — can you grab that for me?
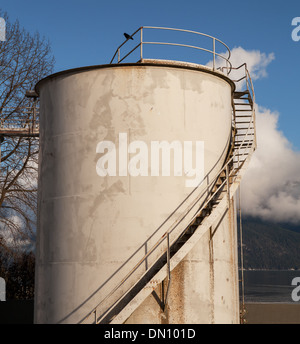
[79,64,255,325]
[110,26,232,75]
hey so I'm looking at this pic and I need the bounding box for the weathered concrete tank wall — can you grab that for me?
[34,62,234,324]
[125,198,239,324]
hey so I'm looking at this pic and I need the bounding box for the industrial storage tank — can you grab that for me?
[34,27,256,324]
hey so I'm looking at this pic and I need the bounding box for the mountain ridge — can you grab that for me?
[239,216,300,270]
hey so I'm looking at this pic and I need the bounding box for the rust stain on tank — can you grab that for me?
[167,260,186,324]
[209,227,215,324]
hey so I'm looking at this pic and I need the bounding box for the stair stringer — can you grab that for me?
[110,146,254,324]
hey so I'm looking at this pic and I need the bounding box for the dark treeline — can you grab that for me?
[0,245,35,300]
[238,216,300,270]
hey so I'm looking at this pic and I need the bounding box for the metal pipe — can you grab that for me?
[140,27,143,61]
[167,233,170,280]
[164,233,171,310]
[238,186,245,323]
[213,38,216,71]
[118,44,141,64]
[226,164,230,203]
[144,242,148,270]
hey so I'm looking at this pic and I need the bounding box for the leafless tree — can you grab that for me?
[0,10,55,254]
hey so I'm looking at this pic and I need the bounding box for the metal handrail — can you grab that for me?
[0,108,39,138]
[110,26,232,75]
[0,106,39,130]
[79,64,255,324]
[0,117,39,128]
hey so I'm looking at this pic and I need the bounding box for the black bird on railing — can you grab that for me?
[124,33,133,40]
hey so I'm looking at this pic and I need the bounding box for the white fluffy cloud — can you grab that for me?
[229,47,275,81]
[229,48,300,223]
[0,214,34,251]
[241,106,300,223]
[208,46,275,83]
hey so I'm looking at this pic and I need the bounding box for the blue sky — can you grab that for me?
[1,0,299,151]
[0,0,299,224]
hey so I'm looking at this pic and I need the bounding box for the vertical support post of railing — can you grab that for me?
[167,233,170,280]
[253,107,257,150]
[145,241,148,271]
[117,48,120,63]
[140,27,143,61]
[0,137,2,169]
[94,309,97,324]
[213,37,216,71]
[206,174,210,197]
[32,100,37,133]
[226,165,230,205]
[164,232,171,311]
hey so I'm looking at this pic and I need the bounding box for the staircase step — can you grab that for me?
[216,177,226,185]
[234,91,250,98]
[234,145,252,149]
[189,224,198,232]
[235,131,255,134]
[235,133,254,136]
[199,209,209,218]
[234,102,252,106]
[235,153,248,159]
[235,141,254,148]
[186,227,195,235]
[171,243,182,252]
[235,129,255,132]
[194,217,204,225]
[234,141,253,145]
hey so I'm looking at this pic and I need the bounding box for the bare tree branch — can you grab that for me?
[0,10,55,254]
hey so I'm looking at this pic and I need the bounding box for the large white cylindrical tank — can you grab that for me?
[35,61,235,324]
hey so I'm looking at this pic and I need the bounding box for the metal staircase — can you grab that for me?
[232,64,256,172]
[80,63,256,324]
[0,106,39,138]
